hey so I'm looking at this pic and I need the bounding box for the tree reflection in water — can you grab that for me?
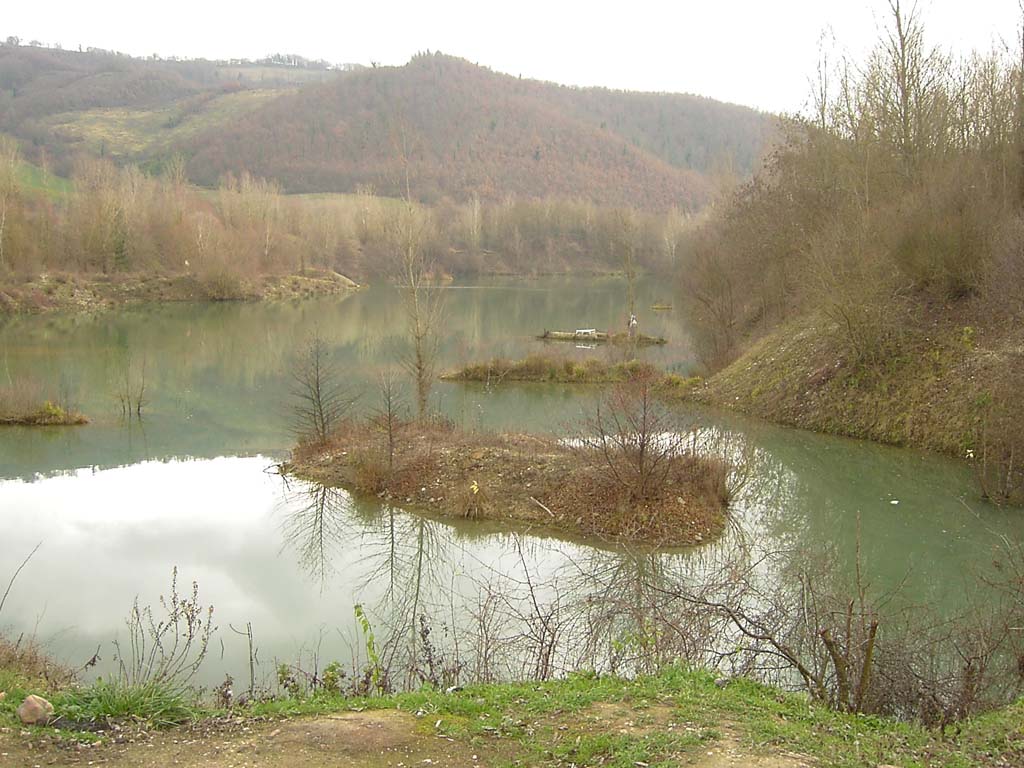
[271,429,1024,720]
[278,481,355,585]
[270,426,799,688]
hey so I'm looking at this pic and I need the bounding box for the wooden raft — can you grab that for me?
[537,329,667,346]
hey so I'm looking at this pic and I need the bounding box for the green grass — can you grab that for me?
[2,664,1021,764]
[42,89,290,160]
[52,680,200,728]
[15,162,72,199]
[243,667,1022,767]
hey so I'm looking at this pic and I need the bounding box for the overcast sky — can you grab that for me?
[3,0,1019,113]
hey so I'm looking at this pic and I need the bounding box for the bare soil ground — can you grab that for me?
[0,711,494,767]
[0,708,813,768]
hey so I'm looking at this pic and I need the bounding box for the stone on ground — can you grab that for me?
[16,694,53,725]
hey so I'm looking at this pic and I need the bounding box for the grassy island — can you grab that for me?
[443,354,700,394]
[0,386,87,426]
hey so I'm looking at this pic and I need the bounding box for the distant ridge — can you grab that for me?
[0,46,773,210]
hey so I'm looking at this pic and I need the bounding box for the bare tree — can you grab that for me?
[291,333,351,444]
[389,124,445,418]
[116,352,148,420]
[614,209,639,333]
[372,370,406,471]
[0,136,20,272]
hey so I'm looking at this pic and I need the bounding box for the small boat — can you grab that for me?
[651,303,673,311]
[537,329,667,345]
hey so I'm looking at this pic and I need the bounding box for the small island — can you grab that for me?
[0,390,87,426]
[286,400,730,547]
[443,354,700,394]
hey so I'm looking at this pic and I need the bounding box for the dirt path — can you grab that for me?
[1,711,494,768]
[692,737,815,768]
[0,710,813,768]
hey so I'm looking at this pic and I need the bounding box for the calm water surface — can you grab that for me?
[1,277,1020,686]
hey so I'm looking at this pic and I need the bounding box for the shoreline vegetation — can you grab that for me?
[0,403,87,426]
[286,416,729,547]
[0,269,358,315]
[690,313,1018,464]
[3,658,1023,767]
[444,345,1021,505]
[672,4,1024,504]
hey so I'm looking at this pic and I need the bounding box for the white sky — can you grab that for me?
[2,0,1020,113]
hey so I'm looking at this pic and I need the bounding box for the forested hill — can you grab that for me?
[181,53,772,208]
[0,46,773,210]
[0,44,342,128]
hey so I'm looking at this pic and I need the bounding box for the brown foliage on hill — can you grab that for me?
[179,53,769,209]
[1,46,771,210]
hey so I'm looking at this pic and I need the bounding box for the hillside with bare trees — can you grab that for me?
[682,2,1024,505]
[0,45,771,209]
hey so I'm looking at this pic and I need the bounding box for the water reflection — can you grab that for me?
[0,277,688,479]
[278,480,355,585]
[0,277,1021,696]
[0,444,1019,696]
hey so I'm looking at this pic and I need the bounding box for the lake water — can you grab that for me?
[1,277,1020,690]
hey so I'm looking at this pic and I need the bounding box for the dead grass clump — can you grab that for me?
[0,633,74,691]
[445,354,662,385]
[349,445,392,494]
[551,452,727,545]
[0,380,43,417]
[452,480,489,520]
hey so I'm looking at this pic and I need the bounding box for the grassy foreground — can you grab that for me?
[2,665,1022,766]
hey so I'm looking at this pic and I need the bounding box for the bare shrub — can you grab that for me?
[112,568,214,694]
[986,214,1024,320]
[349,445,391,494]
[679,227,742,370]
[654,525,1024,724]
[370,371,408,472]
[975,353,1024,505]
[196,266,248,301]
[115,352,147,420]
[0,543,72,688]
[574,368,694,503]
[562,368,731,543]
